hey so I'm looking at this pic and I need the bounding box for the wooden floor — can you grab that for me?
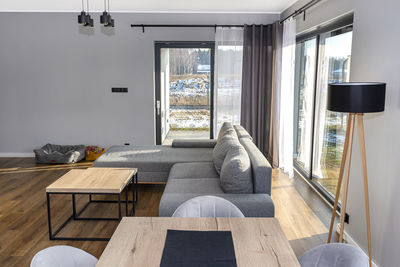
[0,158,338,266]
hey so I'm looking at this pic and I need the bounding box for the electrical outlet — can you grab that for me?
[112,88,128,93]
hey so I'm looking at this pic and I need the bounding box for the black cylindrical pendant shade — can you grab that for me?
[78,11,87,24]
[327,82,386,113]
[100,11,109,24]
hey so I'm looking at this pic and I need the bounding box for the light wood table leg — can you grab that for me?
[339,113,355,243]
[328,114,352,243]
[358,114,372,267]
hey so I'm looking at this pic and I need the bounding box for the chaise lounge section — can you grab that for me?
[93,145,214,183]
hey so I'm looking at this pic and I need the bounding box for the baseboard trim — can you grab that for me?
[294,168,342,217]
[0,153,35,157]
[336,223,379,267]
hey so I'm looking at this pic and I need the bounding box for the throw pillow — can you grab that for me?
[217,122,235,140]
[212,135,240,174]
[220,145,253,194]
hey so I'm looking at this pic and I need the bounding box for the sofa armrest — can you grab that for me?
[172,139,217,148]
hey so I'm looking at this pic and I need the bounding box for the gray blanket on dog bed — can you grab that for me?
[34,144,85,164]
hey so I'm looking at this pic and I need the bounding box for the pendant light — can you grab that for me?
[100,0,115,27]
[78,0,93,27]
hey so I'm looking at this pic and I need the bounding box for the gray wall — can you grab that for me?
[0,12,279,154]
[283,0,400,266]
[347,0,400,266]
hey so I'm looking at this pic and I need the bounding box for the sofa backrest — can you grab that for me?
[235,128,272,195]
[233,125,253,140]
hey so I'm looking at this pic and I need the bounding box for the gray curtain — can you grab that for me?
[241,23,281,157]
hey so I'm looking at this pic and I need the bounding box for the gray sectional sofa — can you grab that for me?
[93,123,274,217]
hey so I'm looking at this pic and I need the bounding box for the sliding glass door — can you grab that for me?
[312,30,352,197]
[155,42,215,145]
[294,24,353,203]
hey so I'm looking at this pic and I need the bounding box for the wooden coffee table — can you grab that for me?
[97,217,300,267]
[46,167,138,241]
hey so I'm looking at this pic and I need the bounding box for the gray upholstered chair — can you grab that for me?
[299,243,368,267]
[172,195,245,218]
[30,245,98,267]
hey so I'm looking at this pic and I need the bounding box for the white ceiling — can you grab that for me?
[0,0,297,13]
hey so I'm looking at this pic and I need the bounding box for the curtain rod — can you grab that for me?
[131,24,250,33]
[279,0,322,24]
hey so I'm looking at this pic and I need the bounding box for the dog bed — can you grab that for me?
[34,144,85,164]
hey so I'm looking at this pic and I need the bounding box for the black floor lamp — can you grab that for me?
[326,82,386,267]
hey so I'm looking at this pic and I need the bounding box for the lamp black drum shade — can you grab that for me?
[327,82,386,113]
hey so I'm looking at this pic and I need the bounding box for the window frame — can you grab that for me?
[154,42,216,145]
[293,35,318,176]
[293,15,353,219]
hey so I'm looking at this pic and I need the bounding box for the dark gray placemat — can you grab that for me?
[160,230,237,267]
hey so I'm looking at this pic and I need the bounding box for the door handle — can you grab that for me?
[156,100,161,116]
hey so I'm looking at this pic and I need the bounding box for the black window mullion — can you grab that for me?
[309,34,320,182]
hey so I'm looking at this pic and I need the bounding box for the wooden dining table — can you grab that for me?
[96,217,300,267]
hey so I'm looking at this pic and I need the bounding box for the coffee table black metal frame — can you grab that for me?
[46,172,138,241]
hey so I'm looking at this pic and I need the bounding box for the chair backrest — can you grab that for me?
[31,246,98,267]
[299,243,368,267]
[172,196,245,218]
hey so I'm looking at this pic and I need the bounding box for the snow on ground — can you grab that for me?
[169,109,210,129]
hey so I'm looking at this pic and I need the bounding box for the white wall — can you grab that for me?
[0,12,279,154]
[283,0,400,266]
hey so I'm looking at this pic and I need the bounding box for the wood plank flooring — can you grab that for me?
[0,157,338,266]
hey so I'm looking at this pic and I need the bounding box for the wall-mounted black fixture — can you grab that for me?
[78,0,93,27]
[100,0,114,27]
[112,88,128,93]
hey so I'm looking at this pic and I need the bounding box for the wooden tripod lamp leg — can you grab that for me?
[339,113,355,243]
[357,114,372,267]
[327,114,352,243]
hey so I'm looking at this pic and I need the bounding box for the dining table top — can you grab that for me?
[96,217,300,267]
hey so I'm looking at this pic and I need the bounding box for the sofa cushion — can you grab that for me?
[163,178,224,194]
[212,136,240,174]
[169,162,219,179]
[217,122,238,141]
[159,192,274,217]
[217,122,232,140]
[220,145,253,193]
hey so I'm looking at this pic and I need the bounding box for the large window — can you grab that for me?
[294,24,353,203]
